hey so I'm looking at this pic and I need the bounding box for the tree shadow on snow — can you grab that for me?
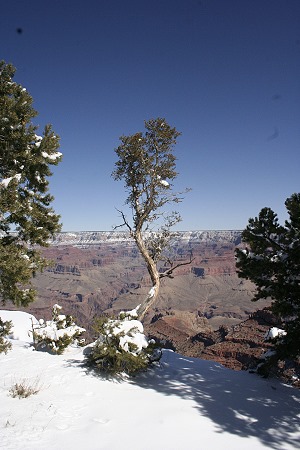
[64,357,126,383]
[131,350,300,449]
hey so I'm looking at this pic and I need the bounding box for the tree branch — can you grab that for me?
[113,209,132,233]
[247,229,286,253]
[159,256,195,279]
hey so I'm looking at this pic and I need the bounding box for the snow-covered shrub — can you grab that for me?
[31,304,85,355]
[0,317,12,354]
[257,327,289,378]
[87,307,161,376]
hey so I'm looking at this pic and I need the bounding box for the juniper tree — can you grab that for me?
[88,308,161,376]
[0,61,62,306]
[31,304,85,354]
[236,193,300,359]
[112,118,191,320]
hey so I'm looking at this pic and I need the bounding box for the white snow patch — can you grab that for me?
[41,151,62,160]
[265,327,287,341]
[112,319,148,354]
[0,310,38,342]
[160,179,169,187]
[148,285,157,298]
[0,173,21,188]
[0,310,300,450]
[119,306,139,319]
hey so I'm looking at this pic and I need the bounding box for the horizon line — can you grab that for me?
[58,229,243,233]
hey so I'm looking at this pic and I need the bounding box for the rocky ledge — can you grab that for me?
[146,308,300,386]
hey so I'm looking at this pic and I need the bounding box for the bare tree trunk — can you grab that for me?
[134,230,160,321]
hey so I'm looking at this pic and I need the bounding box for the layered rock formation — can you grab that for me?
[6,230,288,374]
[146,308,300,385]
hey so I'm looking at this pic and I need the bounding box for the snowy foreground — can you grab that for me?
[1,311,300,450]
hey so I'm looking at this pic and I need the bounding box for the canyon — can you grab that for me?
[27,230,261,330]
[5,230,281,373]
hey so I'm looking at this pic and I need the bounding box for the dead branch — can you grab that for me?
[113,209,133,234]
[159,256,195,279]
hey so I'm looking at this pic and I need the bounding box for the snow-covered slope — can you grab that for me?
[49,230,242,247]
[1,310,300,450]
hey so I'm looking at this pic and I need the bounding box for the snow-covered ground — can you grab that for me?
[1,310,300,450]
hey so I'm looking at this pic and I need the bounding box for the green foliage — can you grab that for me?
[112,118,183,233]
[87,309,161,376]
[113,118,179,207]
[112,118,190,319]
[236,193,300,359]
[0,61,62,306]
[31,304,85,355]
[0,317,12,354]
[256,353,280,378]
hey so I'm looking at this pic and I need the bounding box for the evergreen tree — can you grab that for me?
[0,317,12,353]
[0,61,62,306]
[87,308,161,376]
[236,193,300,359]
[31,304,85,355]
[112,118,191,320]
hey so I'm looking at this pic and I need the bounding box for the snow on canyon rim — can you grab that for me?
[0,310,300,450]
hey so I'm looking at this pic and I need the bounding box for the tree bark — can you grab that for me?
[134,230,160,321]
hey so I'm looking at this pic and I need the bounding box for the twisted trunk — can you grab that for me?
[134,230,160,321]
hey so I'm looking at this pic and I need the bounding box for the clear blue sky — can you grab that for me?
[1,0,299,231]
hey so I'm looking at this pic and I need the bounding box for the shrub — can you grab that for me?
[0,317,12,354]
[87,307,161,376]
[31,304,85,354]
[9,377,41,399]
